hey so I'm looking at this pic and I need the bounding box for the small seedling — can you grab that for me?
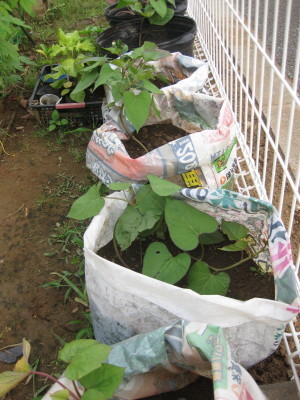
[48,110,69,132]
[0,338,124,400]
[250,265,267,276]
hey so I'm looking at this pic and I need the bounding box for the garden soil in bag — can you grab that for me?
[84,188,300,369]
[42,321,267,400]
[86,53,237,189]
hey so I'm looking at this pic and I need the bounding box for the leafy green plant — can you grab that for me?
[67,176,268,296]
[0,0,36,96]
[0,338,124,400]
[36,28,107,102]
[115,0,176,25]
[48,110,69,132]
[36,28,96,62]
[96,41,170,149]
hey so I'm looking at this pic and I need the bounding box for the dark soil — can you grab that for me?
[148,376,214,400]
[98,231,275,302]
[0,97,93,400]
[125,123,190,158]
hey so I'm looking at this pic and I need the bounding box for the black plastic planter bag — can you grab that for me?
[105,0,187,26]
[86,53,237,189]
[96,17,197,56]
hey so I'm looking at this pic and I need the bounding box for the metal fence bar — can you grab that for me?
[188,0,300,392]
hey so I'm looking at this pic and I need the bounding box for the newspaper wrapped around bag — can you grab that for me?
[86,53,237,188]
[42,321,267,400]
[84,188,300,370]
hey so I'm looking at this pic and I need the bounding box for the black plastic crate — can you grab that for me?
[29,65,104,128]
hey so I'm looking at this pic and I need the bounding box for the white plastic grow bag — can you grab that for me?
[86,53,237,189]
[84,188,300,370]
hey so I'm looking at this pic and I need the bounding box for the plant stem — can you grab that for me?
[30,371,80,400]
[199,242,204,261]
[190,243,204,263]
[138,17,145,47]
[130,133,149,154]
[120,105,148,154]
[120,105,131,139]
[105,196,131,203]
[139,237,143,265]
[73,380,81,398]
[113,226,131,269]
[208,244,268,272]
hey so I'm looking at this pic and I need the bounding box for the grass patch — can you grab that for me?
[29,0,108,45]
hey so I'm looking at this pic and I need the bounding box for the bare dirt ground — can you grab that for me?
[0,97,93,399]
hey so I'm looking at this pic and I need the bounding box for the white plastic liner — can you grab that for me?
[84,188,300,369]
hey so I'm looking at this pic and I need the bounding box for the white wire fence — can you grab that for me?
[187,0,300,391]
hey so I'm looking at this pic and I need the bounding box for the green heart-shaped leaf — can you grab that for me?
[115,204,161,250]
[136,185,165,215]
[143,242,190,284]
[94,64,122,90]
[148,7,174,25]
[115,205,142,250]
[123,90,152,132]
[58,339,99,363]
[139,210,162,233]
[108,183,131,191]
[165,198,218,250]
[150,0,167,18]
[67,184,104,220]
[188,261,230,296]
[199,230,224,245]
[79,363,124,395]
[81,388,106,400]
[221,220,249,240]
[64,343,111,380]
[147,174,182,196]
[50,389,70,400]
[219,240,248,251]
